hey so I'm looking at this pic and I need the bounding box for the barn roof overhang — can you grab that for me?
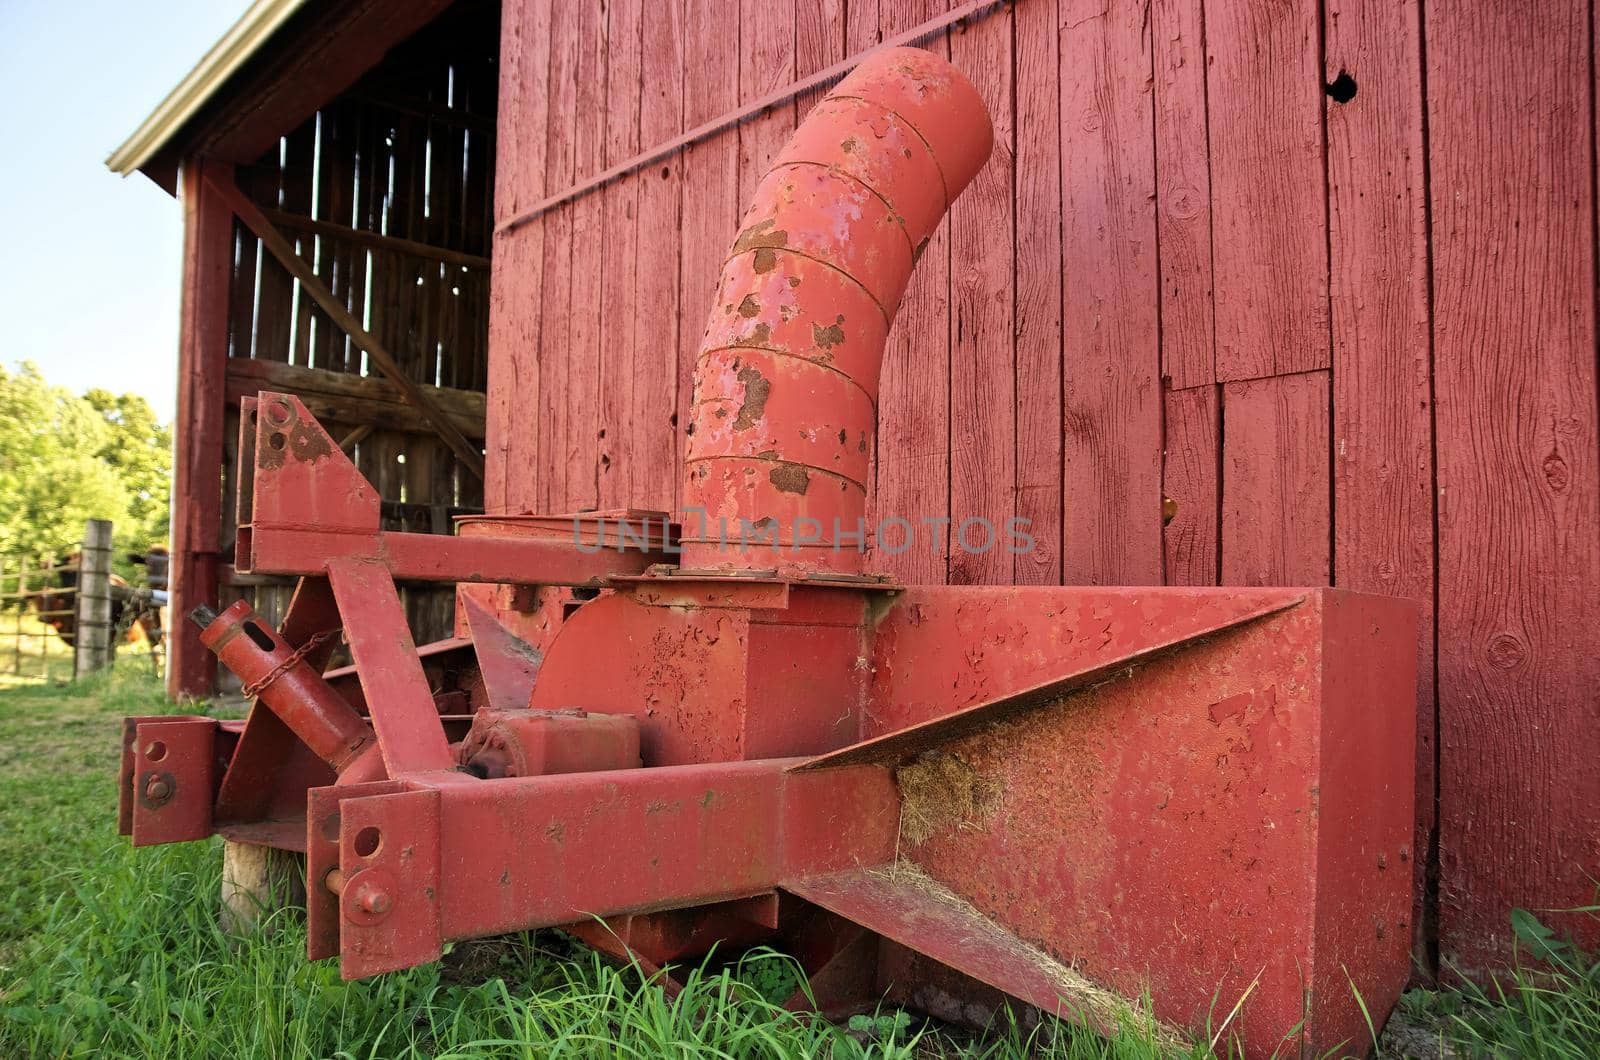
[105,0,458,194]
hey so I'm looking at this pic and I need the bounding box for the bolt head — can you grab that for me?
[144,776,172,802]
[358,888,391,916]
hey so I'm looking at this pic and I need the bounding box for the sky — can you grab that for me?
[0,0,255,422]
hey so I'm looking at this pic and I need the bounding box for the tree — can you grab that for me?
[0,362,171,570]
[83,387,172,550]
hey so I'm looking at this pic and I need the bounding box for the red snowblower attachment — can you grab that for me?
[121,48,1418,1056]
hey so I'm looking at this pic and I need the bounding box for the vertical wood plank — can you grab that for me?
[1013,0,1062,586]
[284,123,318,367]
[1220,370,1331,586]
[563,0,609,510]
[1153,0,1215,389]
[245,155,294,364]
[676,0,741,513]
[169,158,234,698]
[630,0,686,512]
[871,0,951,583]
[536,0,581,511]
[486,0,552,515]
[226,221,259,362]
[598,0,644,509]
[946,8,1014,586]
[1162,383,1219,586]
[1206,0,1330,381]
[1324,0,1436,968]
[313,105,352,371]
[1060,0,1162,586]
[795,0,844,84]
[738,0,796,201]
[1429,0,1600,968]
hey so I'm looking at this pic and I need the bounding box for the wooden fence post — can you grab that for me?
[74,520,114,678]
[221,842,306,936]
[11,556,25,677]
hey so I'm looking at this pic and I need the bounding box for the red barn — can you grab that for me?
[111,0,1598,982]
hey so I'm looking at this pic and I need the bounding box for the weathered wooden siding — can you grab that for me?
[487,0,1600,972]
[218,2,499,673]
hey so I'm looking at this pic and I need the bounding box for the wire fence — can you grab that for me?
[0,521,166,687]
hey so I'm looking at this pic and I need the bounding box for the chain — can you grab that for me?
[242,627,343,699]
[112,587,153,640]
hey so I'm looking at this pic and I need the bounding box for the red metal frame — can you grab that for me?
[122,48,1419,1058]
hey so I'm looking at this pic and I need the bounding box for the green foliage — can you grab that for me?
[0,361,170,570]
[1395,907,1600,1059]
[82,385,173,553]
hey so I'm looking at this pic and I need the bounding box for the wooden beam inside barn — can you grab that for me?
[223,358,486,441]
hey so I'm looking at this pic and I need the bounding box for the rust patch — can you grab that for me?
[752,247,778,273]
[895,752,1002,845]
[812,315,846,349]
[290,423,333,461]
[768,463,811,495]
[732,366,771,430]
[738,294,761,318]
[259,433,287,470]
[261,421,333,470]
[841,136,861,154]
[733,218,788,254]
[787,276,802,288]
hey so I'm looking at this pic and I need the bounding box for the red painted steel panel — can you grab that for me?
[1205,0,1330,381]
[1427,0,1600,970]
[1060,0,1162,587]
[130,718,218,847]
[1221,371,1331,587]
[858,585,1307,743]
[326,559,455,776]
[428,761,899,942]
[339,788,443,978]
[788,868,1185,1046]
[890,590,1415,1052]
[1324,0,1436,968]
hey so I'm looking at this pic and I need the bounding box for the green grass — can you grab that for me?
[0,669,1594,1059]
[0,610,77,688]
